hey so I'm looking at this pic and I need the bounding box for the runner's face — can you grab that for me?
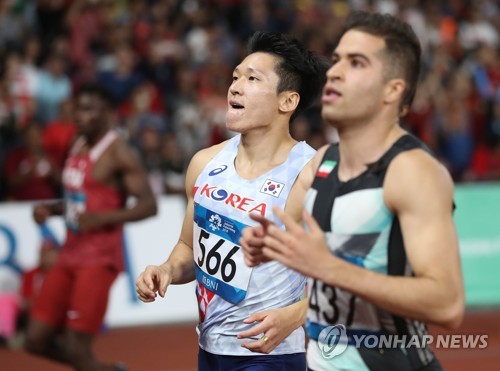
[226,52,282,133]
[75,93,107,138]
[321,30,388,127]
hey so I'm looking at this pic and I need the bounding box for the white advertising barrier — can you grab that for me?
[0,197,199,328]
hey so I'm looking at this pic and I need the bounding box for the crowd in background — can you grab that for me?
[0,0,499,202]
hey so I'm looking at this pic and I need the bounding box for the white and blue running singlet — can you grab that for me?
[193,134,315,355]
[305,134,444,371]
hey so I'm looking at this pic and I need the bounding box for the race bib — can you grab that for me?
[65,190,86,231]
[193,203,252,304]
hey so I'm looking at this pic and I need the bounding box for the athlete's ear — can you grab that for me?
[278,91,300,114]
[384,78,405,106]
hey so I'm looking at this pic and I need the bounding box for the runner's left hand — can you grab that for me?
[237,304,303,354]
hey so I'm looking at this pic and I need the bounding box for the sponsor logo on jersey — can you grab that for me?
[208,165,228,176]
[260,179,284,198]
[194,183,267,216]
[317,160,337,178]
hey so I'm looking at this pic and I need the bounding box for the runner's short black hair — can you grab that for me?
[248,31,330,121]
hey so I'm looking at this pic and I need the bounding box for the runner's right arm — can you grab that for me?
[135,143,226,302]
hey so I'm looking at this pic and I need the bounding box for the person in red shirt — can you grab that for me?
[3,123,61,201]
[42,98,78,169]
[24,83,157,371]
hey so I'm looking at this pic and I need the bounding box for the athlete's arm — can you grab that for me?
[109,139,157,223]
[377,150,464,326]
[77,139,157,232]
[323,150,464,328]
[118,140,158,222]
[283,153,318,221]
[136,143,226,301]
[263,149,465,329]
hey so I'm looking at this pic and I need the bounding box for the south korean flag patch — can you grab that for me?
[260,179,284,198]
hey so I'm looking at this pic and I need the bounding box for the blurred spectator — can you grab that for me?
[433,76,475,180]
[71,57,98,92]
[22,33,42,67]
[134,111,186,197]
[3,48,39,128]
[170,65,209,158]
[0,73,19,155]
[291,109,329,150]
[417,0,447,54]
[469,44,499,101]
[35,0,68,55]
[0,0,499,192]
[199,83,231,146]
[139,18,184,95]
[405,87,435,145]
[49,34,71,61]
[136,114,167,196]
[97,20,134,72]
[197,43,233,145]
[42,98,77,168]
[120,81,166,139]
[232,0,294,41]
[161,133,186,195]
[0,0,25,53]
[35,53,71,124]
[66,0,111,69]
[459,3,499,51]
[466,141,500,181]
[97,43,144,105]
[466,96,500,181]
[3,123,61,201]
[290,114,313,144]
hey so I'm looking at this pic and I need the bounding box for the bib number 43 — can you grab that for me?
[309,279,357,326]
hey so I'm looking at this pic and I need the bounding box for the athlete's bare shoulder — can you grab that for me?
[185,140,231,194]
[293,145,326,193]
[311,144,330,170]
[89,133,135,184]
[284,144,329,221]
[384,148,454,213]
[107,134,141,170]
[187,140,229,177]
[291,143,331,195]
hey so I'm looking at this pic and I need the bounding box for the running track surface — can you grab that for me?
[2,309,499,371]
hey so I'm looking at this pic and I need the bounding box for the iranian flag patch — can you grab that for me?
[317,160,337,178]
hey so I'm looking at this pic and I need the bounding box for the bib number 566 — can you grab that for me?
[197,230,238,282]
